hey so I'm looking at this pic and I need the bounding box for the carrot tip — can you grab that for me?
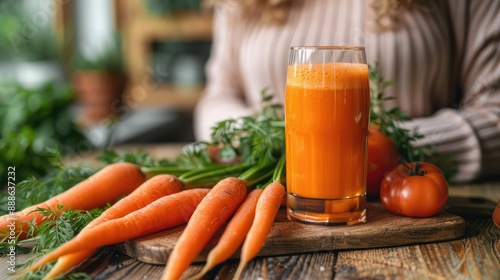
[232,260,247,280]
[185,268,208,280]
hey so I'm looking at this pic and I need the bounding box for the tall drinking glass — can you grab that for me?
[285,46,370,225]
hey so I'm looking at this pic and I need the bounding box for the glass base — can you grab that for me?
[286,193,367,225]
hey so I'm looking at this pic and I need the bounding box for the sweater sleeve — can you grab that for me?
[193,2,255,141]
[399,0,500,182]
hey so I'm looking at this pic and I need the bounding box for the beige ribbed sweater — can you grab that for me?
[194,0,500,182]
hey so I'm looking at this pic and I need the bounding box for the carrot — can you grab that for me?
[42,174,183,279]
[160,177,248,280]
[27,188,210,273]
[0,162,145,239]
[88,174,183,227]
[189,188,263,280]
[233,181,285,279]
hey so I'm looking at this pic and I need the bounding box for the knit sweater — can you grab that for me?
[194,0,500,182]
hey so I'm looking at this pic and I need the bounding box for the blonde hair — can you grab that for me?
[205,0,423,28]
[371,0,425,29]
[240,0,292,24]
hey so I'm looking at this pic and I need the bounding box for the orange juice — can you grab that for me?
[285,62,370,225]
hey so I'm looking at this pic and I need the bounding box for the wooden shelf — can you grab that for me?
[119,0,213,111]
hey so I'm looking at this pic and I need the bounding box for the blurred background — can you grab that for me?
[0,0,212,182]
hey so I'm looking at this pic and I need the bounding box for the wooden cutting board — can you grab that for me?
[119,202,466,265]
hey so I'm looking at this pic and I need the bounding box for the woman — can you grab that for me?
[194,0,500,182]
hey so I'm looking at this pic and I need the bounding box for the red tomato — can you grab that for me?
[367,126,400,195]
[493,199,500,228]
[379,162,449,218]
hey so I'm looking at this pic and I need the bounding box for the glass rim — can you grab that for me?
[290,46,365,51]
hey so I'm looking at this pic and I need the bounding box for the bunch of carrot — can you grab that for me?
[1,159,285,280]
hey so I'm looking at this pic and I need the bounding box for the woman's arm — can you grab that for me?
[194,2,255,141]
[399,0,500,182]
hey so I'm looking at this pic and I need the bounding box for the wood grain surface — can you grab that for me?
[120,202,466,265]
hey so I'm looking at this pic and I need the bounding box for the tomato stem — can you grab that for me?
[414,162,427,176]
[402,161,426,176]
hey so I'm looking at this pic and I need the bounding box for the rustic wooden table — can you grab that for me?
[1,144,499,280]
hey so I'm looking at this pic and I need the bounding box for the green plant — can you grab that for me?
[0,0,59,62]
[0,82,90,189]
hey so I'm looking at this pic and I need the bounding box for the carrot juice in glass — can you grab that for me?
[285,46,370,225]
